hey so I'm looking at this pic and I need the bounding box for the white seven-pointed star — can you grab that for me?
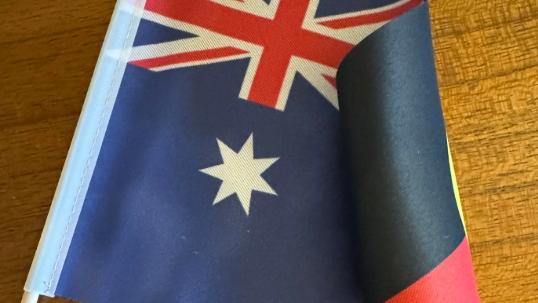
[200,134,278,215]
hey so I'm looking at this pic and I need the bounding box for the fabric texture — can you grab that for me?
[27,1,480,302]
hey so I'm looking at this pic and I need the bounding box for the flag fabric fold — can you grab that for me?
[23,1,480,302]
[337,4,480,302]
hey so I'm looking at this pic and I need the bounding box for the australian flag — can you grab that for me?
[23,1,480,302]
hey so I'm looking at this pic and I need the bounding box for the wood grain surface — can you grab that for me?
[0,1,536,302]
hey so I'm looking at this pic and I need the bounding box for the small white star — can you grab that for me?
[200,134,278,215]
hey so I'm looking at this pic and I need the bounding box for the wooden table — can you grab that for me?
[1,1,536,302]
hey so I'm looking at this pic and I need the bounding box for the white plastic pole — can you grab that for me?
[21,292,39,303]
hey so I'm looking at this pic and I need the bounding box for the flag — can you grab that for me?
[23,1,479,302]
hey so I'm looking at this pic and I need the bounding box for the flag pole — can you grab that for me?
[21,292,39,303]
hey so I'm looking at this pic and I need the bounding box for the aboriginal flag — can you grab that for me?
[23,1,480,302]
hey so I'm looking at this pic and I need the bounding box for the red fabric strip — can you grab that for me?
[386,237,480,303]
[319,0,422,29]
[130,47,248,69]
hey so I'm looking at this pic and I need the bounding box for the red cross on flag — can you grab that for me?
[115,0,421,110]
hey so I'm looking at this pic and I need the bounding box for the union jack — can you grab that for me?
[115,0,421,110]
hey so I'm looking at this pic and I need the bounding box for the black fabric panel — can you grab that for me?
[337,4,465,302]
